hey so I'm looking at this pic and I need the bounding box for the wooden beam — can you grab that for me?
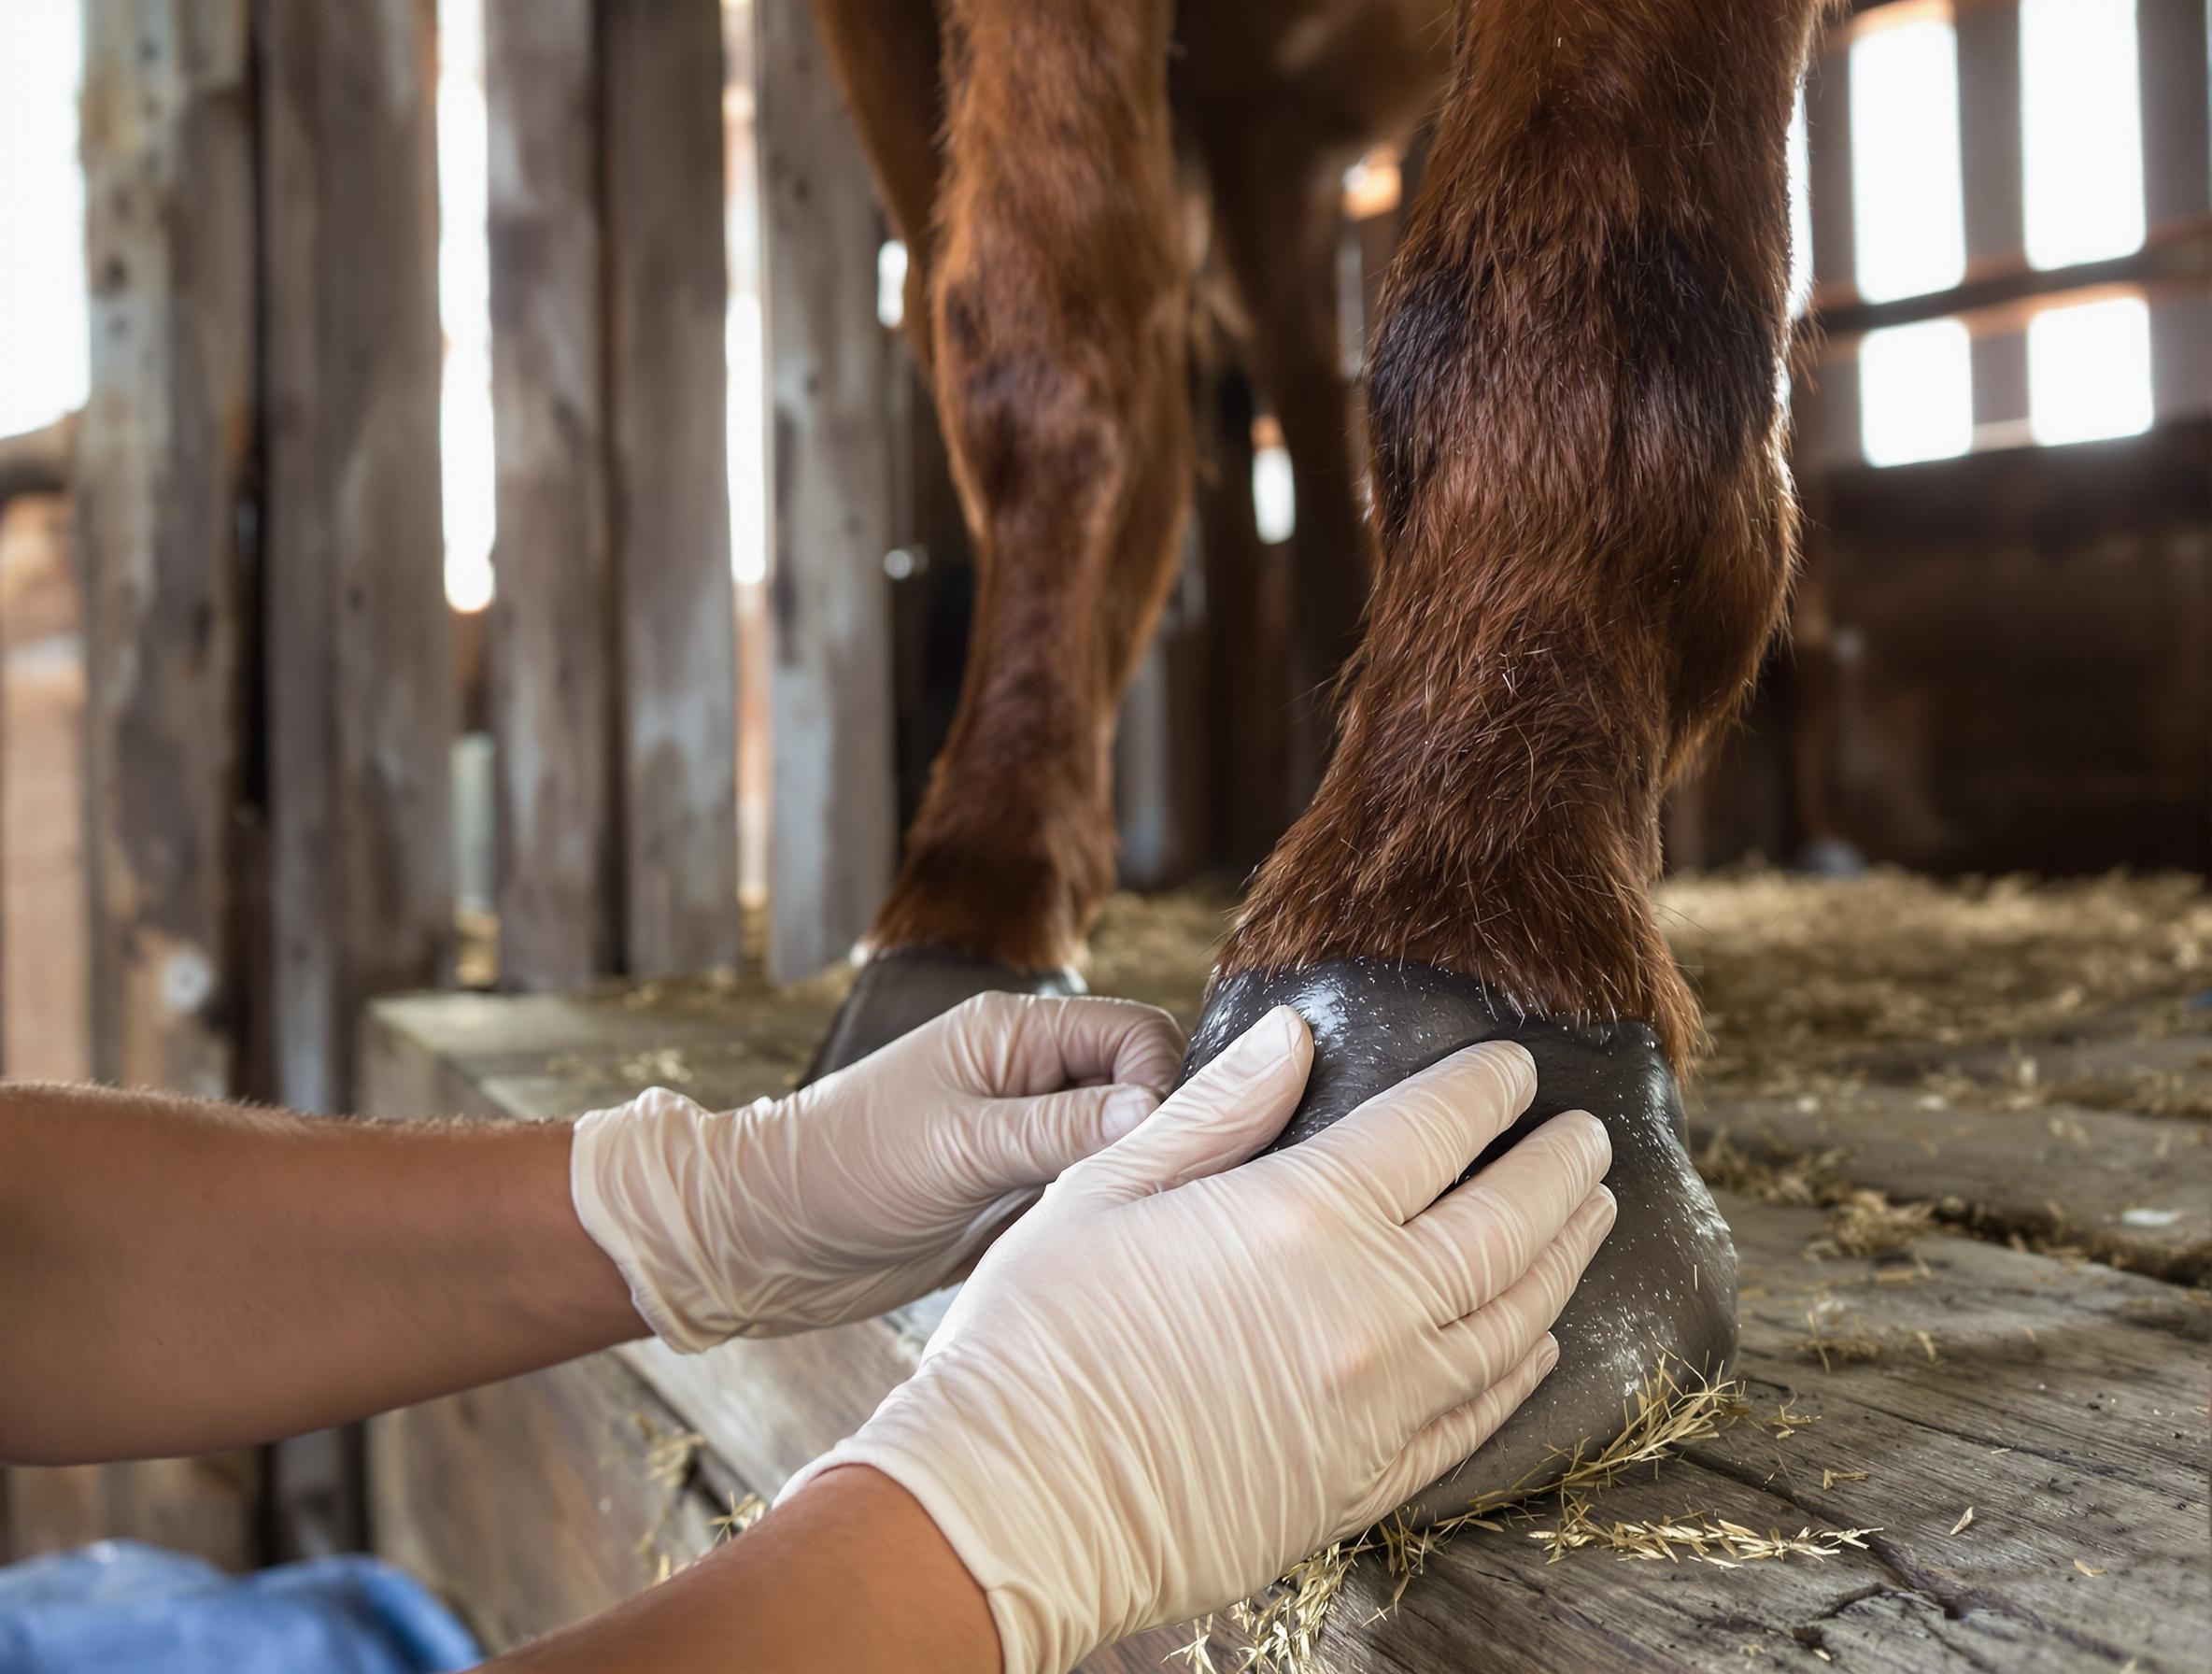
[484,0,617,989]
[70,0,262,1572]
[1955,0,2022,267]
[1810,221,2212,343]
[754,0,898,981]
[78,0,253,1099]
[602,0,741,977]
[259,0,453,1111]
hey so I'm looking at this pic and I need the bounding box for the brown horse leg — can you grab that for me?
[1188,0,1824,1519]
[811,0,1191,1071]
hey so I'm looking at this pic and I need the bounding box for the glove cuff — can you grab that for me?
[569,1089,734,1355]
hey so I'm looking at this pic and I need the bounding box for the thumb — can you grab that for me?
[1071,1005,1313,1201]
[968,1081,1165,1187]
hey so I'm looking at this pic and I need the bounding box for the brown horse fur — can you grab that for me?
[816,0,1826,1067]
[1220,0,1827,1070]
[858,0,1193,973]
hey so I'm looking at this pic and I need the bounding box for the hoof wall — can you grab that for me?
[1186,961,1737,1526]
[803,946,1085,1085]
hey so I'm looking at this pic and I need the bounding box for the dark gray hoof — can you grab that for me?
[1185,961,1737,1526]
[803,946,1085,1085]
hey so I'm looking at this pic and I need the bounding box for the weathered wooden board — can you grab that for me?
[369,1350,727,1651]
[485,0,617,992]
[78,0,254,1102]
[62,0,262,1573]
[602,0,741,978]
[754,0,900,982]
[1680,1016,2203,1282]
[1314,1195,2210,1674]
[260,0,455,1112]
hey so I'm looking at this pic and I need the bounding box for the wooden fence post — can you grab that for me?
[259,0,453,1112]
[63,0,262,1572]
[485,0,619,990]
[754,0,897,982]
[602,0,741,977]
[78,0,254,1102]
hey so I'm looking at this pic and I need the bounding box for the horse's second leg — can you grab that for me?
[1187,0,1822,1519]
[812,0,1191,1072]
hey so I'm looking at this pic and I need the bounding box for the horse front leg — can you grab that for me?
[1188,0,1824,1520]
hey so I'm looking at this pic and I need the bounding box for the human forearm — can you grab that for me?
[0,1082,639,1464]
[489,1466,999,1674]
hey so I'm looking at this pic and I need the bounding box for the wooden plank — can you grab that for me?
[2140,0,2212,229]
[78,0,253,1101]
[754,0,898,981]
[368,1351,725,1652]
[1311,1192,2209,1674]
[1694,1083,2212,1282]
[260,0,454,1112]
[485,0,617,991]
[602,0,741,978]
[68,0,263,1573]
[1955,0,2023,267]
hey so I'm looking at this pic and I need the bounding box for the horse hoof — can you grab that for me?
[1184,960,1737,1526]
[803,945,1086,1085]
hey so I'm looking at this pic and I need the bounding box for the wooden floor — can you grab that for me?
[361,884,2210,1673]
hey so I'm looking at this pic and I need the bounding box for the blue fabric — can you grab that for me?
[0,1541,479,1674]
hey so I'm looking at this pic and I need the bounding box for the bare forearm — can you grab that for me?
[0,1082,640,1464]
[490,1466,1000,1674]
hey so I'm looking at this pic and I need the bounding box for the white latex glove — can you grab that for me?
[778,1006,1618,1674]
[569,993,1185,1350]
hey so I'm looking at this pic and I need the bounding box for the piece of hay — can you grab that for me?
[1526,1499,1879,1567]
[1808,1190,1936,1258]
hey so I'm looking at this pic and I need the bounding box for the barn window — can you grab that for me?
[1787,84,1814,319]
[0,5,86,439]
[877,240,910,330]
[1848,6,1967,304]
[1859,317,1974,466]
[2027,293,2153,445]
[1251,416,1296,545]
[438,0,495,614]
[2020,0,2147,271]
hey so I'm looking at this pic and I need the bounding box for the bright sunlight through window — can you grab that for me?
[438,0,496,613]
[1788,83,1815,318]
[2028,295,2153,445]
[1860,318,1974,466]
[0,4,87,438]
[1849,13,1967,304]
[2021,0,2146,271]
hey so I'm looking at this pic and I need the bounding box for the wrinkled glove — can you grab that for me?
[778,1006,1618,1674]
[570,993,1184,1350]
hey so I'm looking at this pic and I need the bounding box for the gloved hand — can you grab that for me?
[569,993,1184,1350]
[777,1006,1618,1674]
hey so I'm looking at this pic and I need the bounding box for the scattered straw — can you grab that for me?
[712,1491,768,1543]
[1659,869,2210,1097]
[1793,1305,1884,1370]
[1181,1358,1876,1673]
[1808,1190,1937,1258]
